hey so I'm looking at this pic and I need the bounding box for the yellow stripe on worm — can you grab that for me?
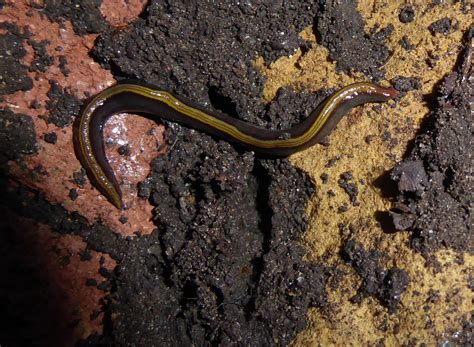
[74,82,397,209]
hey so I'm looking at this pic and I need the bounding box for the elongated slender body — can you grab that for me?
[74,82,397,209]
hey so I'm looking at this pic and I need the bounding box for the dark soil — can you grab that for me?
[314,0,393,80]
[428,17,457,36]
[40,0,109,35]
[390,30,473,256]
[45,81,81,127]
[0,23,33,96]
[84,1,335,344]
[398,6,415,24]
[1,0,470,346]
[92,0,321,125]
[342,239,409,314]
[0,109,37,166]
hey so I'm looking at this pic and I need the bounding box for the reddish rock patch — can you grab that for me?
[0,206,115,346]
[1,1,160,237]
[100,0,147,28]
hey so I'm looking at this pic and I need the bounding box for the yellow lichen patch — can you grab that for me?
[255,27,360,102]
[292,96,414,262]
[293,248,473,346]
[359,1,472,93]
[256,1,472,345]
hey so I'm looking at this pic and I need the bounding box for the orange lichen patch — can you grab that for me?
[0,207,115,346]
[1,1,161,236]
[256,1,472,346]
[101,0,148,27]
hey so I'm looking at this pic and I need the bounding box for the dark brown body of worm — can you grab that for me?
[74,82,397,208]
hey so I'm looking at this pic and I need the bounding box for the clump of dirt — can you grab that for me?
[342,239,409,313]
[390,30,473,255]
[45,81,81,127]
[0,24,33,96]
[27,38,54,73]
[314,0,392,80]
[0,110,37,166]
[39,0,109,35]
[428,17,457,36]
